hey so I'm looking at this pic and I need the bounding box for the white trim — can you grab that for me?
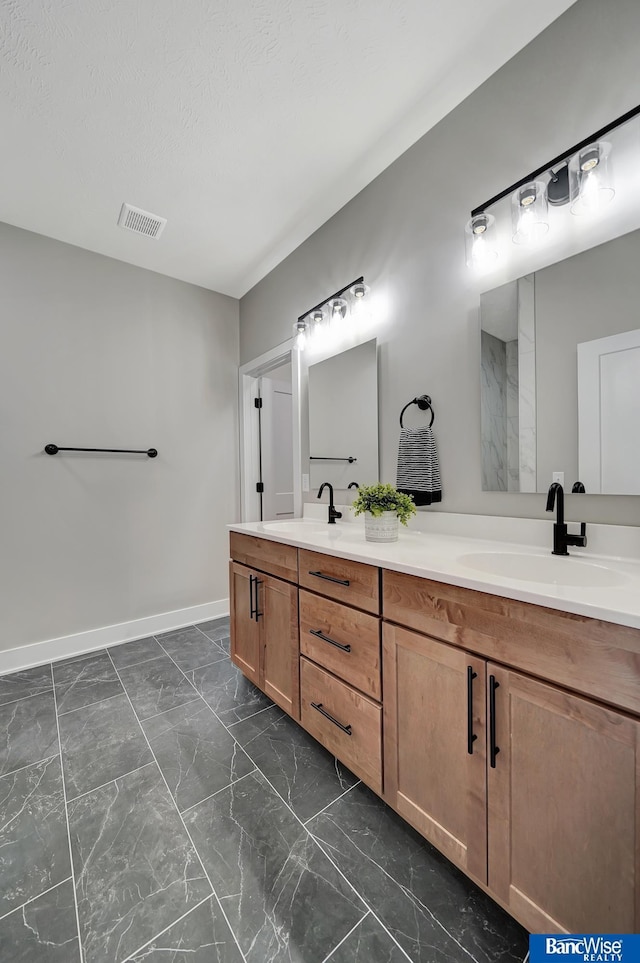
[0,599,229,675]
[239,339,302,521]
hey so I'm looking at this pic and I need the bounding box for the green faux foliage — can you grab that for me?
[352,483,416,526]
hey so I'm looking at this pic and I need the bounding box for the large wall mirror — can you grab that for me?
[480,227,640,495]
[308,339,378,490]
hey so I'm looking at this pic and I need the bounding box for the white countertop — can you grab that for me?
[229,509,640,631]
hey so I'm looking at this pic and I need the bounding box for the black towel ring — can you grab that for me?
[399,394,434,429]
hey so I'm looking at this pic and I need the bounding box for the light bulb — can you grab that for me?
[511,181,548,244]
[465,213,498,270]
[292,319,307,351]
[569,142,614,215]
[350,282,369,300]
[329,297,348,322]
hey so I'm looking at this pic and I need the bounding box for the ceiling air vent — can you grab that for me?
[117,203,167,239]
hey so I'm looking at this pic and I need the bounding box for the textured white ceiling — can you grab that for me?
[0,0,575,297]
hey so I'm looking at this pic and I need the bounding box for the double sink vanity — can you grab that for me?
[228,511,640,936]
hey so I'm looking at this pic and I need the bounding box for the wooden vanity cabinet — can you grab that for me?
[383,623,487,882]
[229,560,299,719]
[383,571,640,934]
[487,665,640,934]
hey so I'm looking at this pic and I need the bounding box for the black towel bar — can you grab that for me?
[399,395,434,428]
[45,444,158,458]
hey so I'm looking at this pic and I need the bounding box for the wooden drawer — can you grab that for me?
[299,549,379,614]
[300,657,382,794]
[299,590,381,699]
[383,568,640,716]
[230,532,297,582]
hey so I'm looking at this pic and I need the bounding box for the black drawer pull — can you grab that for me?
[254,577,262,622]
[467,666,478,755]
[308,570,350,587]
[310,629,351,653]
[310,702,352,736]
[249,574,256,620]
[489,675,500,769]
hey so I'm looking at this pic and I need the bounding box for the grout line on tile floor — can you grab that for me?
[320,910,371,963]
[118,892,217,963]
[0,876,73,925]
[192,623,230,647]
[106,650,167,671]
[0,751,59,783]
[225,702,276,730]
[56,688,126,717]
[0,686,54,710]
[304,780,361,825]
[134,695,203,726]
[105,648,249,963]
[64,761,157,804]
[49,665,85,963]
[179,766,258,816]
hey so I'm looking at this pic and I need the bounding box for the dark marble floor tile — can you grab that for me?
[117,655,198,721]
[109,636,165,670]
[308,783,528,963]
[68,763,211,963]
[0,691,59,777]
[215,635,230,655]
[0,664,52,707]
[0,757,71,917]
[142,699,254,812]
[189,659,272,725]
[54,652,123,714]
[58,692,153,800]
[327,914,408,963]
[230,705,358,822]
[195,618,230,643]
[127,895,243,962]
[184,770,366,963]
[158,627,227,672]
[0,879,80,963]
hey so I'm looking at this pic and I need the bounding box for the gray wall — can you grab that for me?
[0,223,239,651]
[535,228,640,490]
[239,0,640,526]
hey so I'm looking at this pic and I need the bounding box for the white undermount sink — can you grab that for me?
[259,520,333,535]
[458,552,625,588]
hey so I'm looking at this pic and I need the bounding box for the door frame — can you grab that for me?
[239,340,302,521]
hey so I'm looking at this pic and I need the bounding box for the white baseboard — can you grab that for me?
[0,599,229,676]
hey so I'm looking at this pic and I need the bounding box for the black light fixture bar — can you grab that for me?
[471,102,640,218]
[297,276,364,323]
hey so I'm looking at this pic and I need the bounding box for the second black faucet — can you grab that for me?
[317,482,342,524]
[545,482,587,555]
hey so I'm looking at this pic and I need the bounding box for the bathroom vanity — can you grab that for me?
[228,518,640,935]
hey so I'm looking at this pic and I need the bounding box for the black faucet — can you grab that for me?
[347,482,359,490]
[317,482,342,524]
[545,482,587,555]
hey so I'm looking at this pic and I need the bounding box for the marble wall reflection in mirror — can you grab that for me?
[308,339,378,491]
[481,227,640,495]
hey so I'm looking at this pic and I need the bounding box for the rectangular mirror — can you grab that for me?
[480,227,640,494]
[308,339,378,491]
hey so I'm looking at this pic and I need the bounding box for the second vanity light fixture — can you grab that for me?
[293,276,369,350]
[465,102,640,268]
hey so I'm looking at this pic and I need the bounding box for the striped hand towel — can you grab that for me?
[396,425,442,506]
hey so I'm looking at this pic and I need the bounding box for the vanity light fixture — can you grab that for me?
[511,180,549,244]
[295,276,368,351]
[464,213,498,268]
[467,102,640,266]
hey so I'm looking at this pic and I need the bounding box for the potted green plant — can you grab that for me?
[352,483,416,542]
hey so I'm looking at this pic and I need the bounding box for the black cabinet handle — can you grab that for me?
[467,666,478,755]
[308,570,350,587]
[489,674,500,768]
[310,702,352,736]
[310,629,351,653]
[254,578,262,622]
[249,575,256,620]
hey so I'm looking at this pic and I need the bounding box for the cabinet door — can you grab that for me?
[259,572,300,720]
[229,562,261,686]
[487,664,640,933]
[383,624,487,882]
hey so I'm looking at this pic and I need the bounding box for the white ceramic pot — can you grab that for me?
[364,511,399,543]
